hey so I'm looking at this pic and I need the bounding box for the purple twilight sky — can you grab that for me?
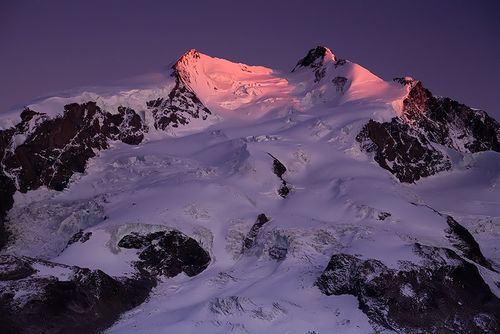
[1,0,499,119]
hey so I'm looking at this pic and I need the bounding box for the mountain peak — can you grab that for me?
[173,48,202,71]
[292,46,336,72]
[182,48,201,59]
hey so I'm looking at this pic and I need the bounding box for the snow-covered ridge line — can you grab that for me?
[1,45,410,128]
[3,46,498,131]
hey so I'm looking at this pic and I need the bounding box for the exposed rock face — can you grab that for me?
[243,214,270,251]
[398,79,500,153]
[316,244,500,333]
[357,79,500,182]
[267,234,288,261]
[104,106,146,145]
[0,255,154,334]
[334,58,347,68]
[117,233,150,249]
[409,201,495,271]
[0,102,146,192]
[270,155,286,179]
[393,76,415,86]
[446,216,495,271]
[356,119,451,183]
[332,76,348,92]
[292,46,334,72]
[268,245,287,261]
[0,111,41,249]
[0,103,147,249]
[147,50,212,131]
[378,212,391,221]
[117,230,211,277]
[292,46,343,86]
[267,153,291,198]
[0,174,15,249]
[314,67,326,83]
[67,230,93,246]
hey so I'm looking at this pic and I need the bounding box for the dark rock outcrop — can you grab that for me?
[67,230,92,246]
[268,234,289,261]
[292,46,333,72]
[0,118,27,249]
[0,102,146,192]
[267,153,291,198]
[0,102,147,249]
[358,79,500,182]
[397,78,500,153]
[393,76,415,86]
[292,46,341,85]
[117,233,150,249]
[277,182,290,198]
[377,212,391,221]
[268,245,287,261]
[117,230,211,278]
[332,76,348,92]
[410,202,495,271]
[270,154,286,179]
[334,58,347,68]
[104,106,146,145]
[243,213,270,251]
[316,244,500,333]
[446,216,495,271]
[0,174,15,249]
[0,255,154,334]
[356,119,451,182]
[314,67,326,83]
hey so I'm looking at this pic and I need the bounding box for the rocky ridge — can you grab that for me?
[316,244,500,333]
[0,254,154,334]
[356,78,500,182]
[147,50,212,130]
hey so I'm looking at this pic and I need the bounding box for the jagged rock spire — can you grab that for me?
[292,46,336,72]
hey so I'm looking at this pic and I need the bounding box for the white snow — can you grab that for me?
[31,261,74,281]
[1,48,499,333]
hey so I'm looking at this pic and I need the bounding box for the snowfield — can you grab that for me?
[1,47,499,333]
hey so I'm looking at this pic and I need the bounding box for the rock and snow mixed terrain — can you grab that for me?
[1,46,499,333]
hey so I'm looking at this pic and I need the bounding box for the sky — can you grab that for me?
[1,0,499,120]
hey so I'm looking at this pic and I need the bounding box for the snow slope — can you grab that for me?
[1,47,499,333]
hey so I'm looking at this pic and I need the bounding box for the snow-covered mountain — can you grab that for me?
[1,46,499,333]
